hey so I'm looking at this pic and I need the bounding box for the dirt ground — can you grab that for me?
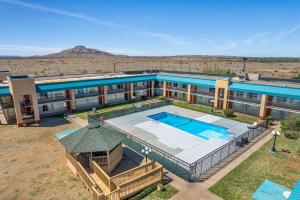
[0,117,93,200]
[0,56,299,78]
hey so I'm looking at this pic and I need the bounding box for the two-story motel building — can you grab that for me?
[0,71,299,126]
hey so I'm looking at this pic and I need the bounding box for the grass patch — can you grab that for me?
[75,99,162,120]
[174,101,256,124]
[128,182,178,200]
[209,135,300,200]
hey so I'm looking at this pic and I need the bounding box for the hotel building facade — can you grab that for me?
[0,71,299,126]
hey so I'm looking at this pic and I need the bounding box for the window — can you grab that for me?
[276,97,287,104]
[42,104,48,112]
[247,93,258,99]
[182,84,186,89]
[117,84,123,89]
[236,92,244,98]
[39,93,48,99]
[173,83,178,87]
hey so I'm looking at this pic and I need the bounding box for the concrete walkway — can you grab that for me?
[168,126,277,200]
[64,114,88,127]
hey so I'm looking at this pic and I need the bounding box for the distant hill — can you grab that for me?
[45,46,114,57]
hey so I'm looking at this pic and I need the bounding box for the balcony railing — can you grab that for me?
[75,91,101,99]
[0,102,14,109]
[267,101,300,111]
[166,86,187,92]
[38,95,69,103]
[107,88,126,94]
[133,85,147,90]
[229,95,261,104]
[192,90,214,97]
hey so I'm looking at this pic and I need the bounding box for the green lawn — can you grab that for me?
[75,99,159,120]
[128,183,178,200]
[173,101,256,124]
[209,135,300,200]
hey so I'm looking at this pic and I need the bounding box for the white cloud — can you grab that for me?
[245,32,268,45]
[245,23,300,45]
[0,44,63,53]
[0,0,187,46]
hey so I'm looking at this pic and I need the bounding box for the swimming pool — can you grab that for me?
[148,112,231,140]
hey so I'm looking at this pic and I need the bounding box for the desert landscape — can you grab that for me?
[0,46,299,78]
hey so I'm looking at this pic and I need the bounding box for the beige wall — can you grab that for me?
[8,77,40,125]
[187,84,191,103]
[214,79,230,110]
[163,81,167,97]
[259,94,267,119]
[70,89,76,110]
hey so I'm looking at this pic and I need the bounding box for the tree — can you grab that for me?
[281,114,300,139]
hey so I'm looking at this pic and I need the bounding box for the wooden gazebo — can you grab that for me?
[59,123,125,173]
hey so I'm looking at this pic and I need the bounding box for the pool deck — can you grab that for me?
[106,105,249,164]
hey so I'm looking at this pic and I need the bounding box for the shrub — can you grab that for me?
[224,109,234,117]
[281,114,300,139]
[157,96,166,100]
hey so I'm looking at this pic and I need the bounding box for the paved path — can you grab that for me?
[64,114,88,127]
[168,125,277,200]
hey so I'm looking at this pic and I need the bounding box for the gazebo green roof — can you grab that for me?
[59,123,125,153]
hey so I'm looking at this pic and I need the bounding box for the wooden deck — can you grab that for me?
[66,150,163,200]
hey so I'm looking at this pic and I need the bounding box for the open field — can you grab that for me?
[1,56,300,78]
[209,133,300,200]
[0,117,94,200]
[0,116,178,200]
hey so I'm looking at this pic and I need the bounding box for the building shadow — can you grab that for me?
[35,116,71,127]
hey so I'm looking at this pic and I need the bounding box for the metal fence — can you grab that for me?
[88,99,172,122]
[88,100,270,182]
[189,120,268,179]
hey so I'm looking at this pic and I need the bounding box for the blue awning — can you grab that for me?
[0,86,11,97]
[157,74,216,88]
[36,74,157,92]
[229,82,300,99]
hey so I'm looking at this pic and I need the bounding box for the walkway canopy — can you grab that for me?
[59,123,124,153]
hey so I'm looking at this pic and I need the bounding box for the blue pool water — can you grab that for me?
[148,112,230,140]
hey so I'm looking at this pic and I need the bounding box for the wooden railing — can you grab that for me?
[66,152,95,189]
[92,156,108,166]
[66,152,163,200]
[91,160,116,191]
[111,161,156,186]
[66,152,105,199]
[118,166,163,199]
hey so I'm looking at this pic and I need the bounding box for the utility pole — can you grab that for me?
[242,57,248,72]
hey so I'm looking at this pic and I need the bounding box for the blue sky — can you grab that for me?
[0,0,299,57]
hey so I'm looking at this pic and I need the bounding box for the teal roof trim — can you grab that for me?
[229,82,300,99]
[0,86,11,97]
[36,74,157,92]
[157,74,216,88]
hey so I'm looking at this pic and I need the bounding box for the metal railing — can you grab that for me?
[229,95,261,104]
[107,88,126,94]
[166,86,188,92]
[75,91,102,99]
[191,90,214,97]
[267,101,300,111]
[0,101,14,109]
[189,120,268,179]
[88,99,173,121]
[38,95,69,103]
